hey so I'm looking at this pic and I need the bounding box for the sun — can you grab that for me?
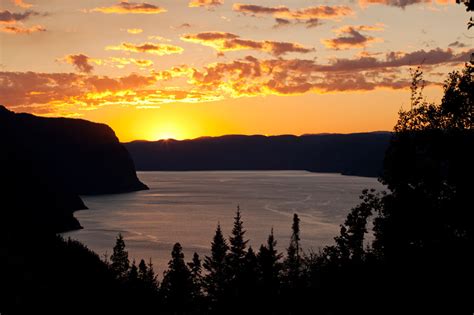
[157,131,178,140]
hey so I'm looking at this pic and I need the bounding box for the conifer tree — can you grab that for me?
[257,228,282,295]
[284,214,302,287]
[227,206,248,280]
[203,223,229,304]
[188,252,203,301]
[161,243,193,310]
[138,258,159,292]
[110,233,130,279]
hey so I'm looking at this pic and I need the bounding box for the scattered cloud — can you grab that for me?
[127,28,143,34]
[0,24,45,34]
[448,40,468,48]
[62,54,94,73]
[189,0,224,8]
[106,42,184,55]
[181,31,314,56]
[322,24,384,50]
[91,2,166,14]
[358,0,454,9]
[13,0,33,9]
[233,4,353,27]
[0,10,39,24]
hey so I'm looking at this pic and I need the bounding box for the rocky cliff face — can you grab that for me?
[0,105,148,232]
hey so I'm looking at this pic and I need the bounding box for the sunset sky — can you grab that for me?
[1,0,472,141]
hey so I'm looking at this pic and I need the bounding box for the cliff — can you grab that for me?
[0,105,147,232]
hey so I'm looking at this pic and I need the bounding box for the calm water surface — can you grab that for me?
[64,171,384,274]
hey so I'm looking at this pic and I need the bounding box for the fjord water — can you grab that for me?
[65,171,384,274]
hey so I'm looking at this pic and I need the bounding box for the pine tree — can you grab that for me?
[203,223,229,305]
[227,206,248,281]
[284,214,302,287]
[110,233,130,280]
[161,243,193,310]
[138,258,159,292]
[188,252,203,301]
[257,228,282,297]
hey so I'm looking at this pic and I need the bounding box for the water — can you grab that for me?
[64,171,384,275]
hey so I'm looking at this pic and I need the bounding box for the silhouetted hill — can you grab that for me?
[124,133,392,177]
[0,105,147,232]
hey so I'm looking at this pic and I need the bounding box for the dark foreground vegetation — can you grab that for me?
[1,60,472,314]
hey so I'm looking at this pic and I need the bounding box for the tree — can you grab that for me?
[161,243,193,310]
[187,252,203,301]
[110,233,129,279]
[284,214,302,287]
[227,206,248,283]
[257,228,282,299]
[203,223,229,306]
[138,258,159,292]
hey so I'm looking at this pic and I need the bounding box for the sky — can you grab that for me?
[1,0,472,141]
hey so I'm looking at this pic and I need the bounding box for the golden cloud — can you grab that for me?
[181,32,314,56]
[106,42,184,55]
[91,2,166,14]
[1,47,471,115]
[127,28,143,34]
[0,24,45,34]
[189,0,224,8]
[13,0,33,8]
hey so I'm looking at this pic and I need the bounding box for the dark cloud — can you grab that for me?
[448,41,469,48]
[322,25,383,50]
[0,10,39,24]
[64,54,94,73]
[359,0,451,8]
[233,3,353,26]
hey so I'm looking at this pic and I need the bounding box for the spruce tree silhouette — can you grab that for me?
[203,223,229,311]
[110,233,130,280]
[284,214,302,286]
[161,243,194,312]
[227,205,249,301]
[257,228,283,311]
[188,252,204,304]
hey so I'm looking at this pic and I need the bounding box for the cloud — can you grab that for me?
[106,42,184,55]
[63,54,94,73]
[0,24,45,34]
[233,4,353,27]
[316,47,472,72]
[91,2,166,14]
[189,0,224,8]
[127,28,143,34]
[181,31,314,56]
[358,0,454,8]
[448,41,468,48]
[102,57,154,68]
[322,24,384,50]
[13,0,33,9]
[2,47,470,115]
[0,10,39,24]
[0,71,215,114]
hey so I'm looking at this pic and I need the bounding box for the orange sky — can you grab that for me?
[0,0,472,141]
